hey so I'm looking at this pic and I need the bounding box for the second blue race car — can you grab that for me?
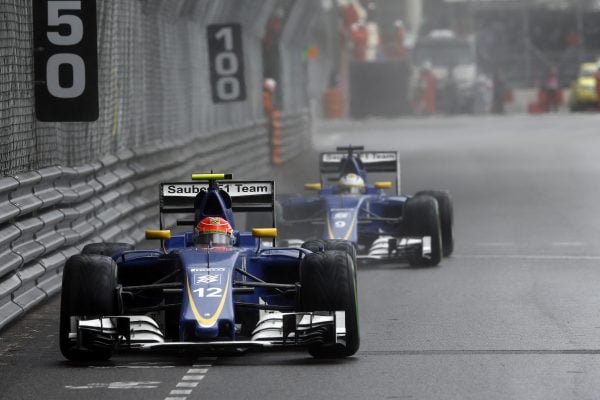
[278,146,454,266]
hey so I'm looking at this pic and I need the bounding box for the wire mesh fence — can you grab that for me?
[1,0,332,176]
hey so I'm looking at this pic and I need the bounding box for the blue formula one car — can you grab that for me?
[59,174,359,361]
[278,147,454,267]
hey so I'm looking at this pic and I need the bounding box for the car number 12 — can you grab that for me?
[193,287,223,298]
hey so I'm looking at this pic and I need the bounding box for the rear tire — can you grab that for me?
[82,242,134,258]
[403,195,443,267]
[59,255,118,361]
[415,190,454,257]
[299,250,359,357]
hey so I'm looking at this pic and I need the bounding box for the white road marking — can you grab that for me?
[455,254,600,261]
[187,368,208,374]
[552,242,585,246]
[170,389,192,395]
[164,358,215,400]
[65,381,161,390]
[182,375,205,381]
[89,366,173,369]
[176,382,199,388]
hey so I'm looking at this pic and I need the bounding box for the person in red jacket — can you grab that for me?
[350,21,368,61]
[415,62,437,115]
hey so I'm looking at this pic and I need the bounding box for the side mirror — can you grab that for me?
[374,181,393,190]
[252,228,278,238]
[145,230,172,240]
[304,183,322,191]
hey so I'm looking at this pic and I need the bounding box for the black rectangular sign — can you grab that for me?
[33,0,99,121]
[207,23,246,103]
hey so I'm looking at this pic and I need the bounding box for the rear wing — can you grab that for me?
[319,151,400,194]
[159,181,274,228]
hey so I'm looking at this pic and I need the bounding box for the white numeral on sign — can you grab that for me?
[216,77,240,101]
[215,27,233,51]
[214,27,240,101]
[193,287,223,298]
[47,1,83,45]
[46,0,85,99]
[46,53,85,98]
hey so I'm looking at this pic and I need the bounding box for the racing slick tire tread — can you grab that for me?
[415,190,454,257]
[299,250,360,358]
[403,195,443,267]
[302,239,358,280]
[82,242,134,258]
[59,255,118,361]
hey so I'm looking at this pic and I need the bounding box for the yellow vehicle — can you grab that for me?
[569,63,599,111]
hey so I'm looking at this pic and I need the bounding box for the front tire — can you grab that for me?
[299,250,359,357]
[59,255,118,361]
[403,195,443,267]
[415,190,454,257]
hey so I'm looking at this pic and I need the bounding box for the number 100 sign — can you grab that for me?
[207,23,246,103]
[32,0,99,122]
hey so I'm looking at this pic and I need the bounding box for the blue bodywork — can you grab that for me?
[280,149,409,252]
[113,182,302,343]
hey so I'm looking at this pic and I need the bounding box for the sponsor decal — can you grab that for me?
[334,212,350,220]
[194,274,221,285]
[190,267,225,272]
[163,183,272,197]
[322,152,397,163]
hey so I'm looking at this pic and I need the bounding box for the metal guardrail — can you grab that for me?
[280,111,311,163]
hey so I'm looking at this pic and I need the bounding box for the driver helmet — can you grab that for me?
[338,173,365,194]
[195,217,233,246]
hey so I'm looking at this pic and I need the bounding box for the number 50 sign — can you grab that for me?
[207,24,246,103]
[33,0,99,122]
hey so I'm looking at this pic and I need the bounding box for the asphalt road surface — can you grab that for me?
[3,113,600,400]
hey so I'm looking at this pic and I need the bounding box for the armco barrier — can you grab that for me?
[0,115,317,330]
[280,111,311,163]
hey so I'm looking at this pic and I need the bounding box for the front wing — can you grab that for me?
[70,311,346,352]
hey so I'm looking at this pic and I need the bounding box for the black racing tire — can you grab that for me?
[302,239,358,279]
[403,195,443,267]
[299,250,359,358]
[82,242,134,258]
[415,190,454,257]
[59,255,118,361]
[302,239,356,259]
